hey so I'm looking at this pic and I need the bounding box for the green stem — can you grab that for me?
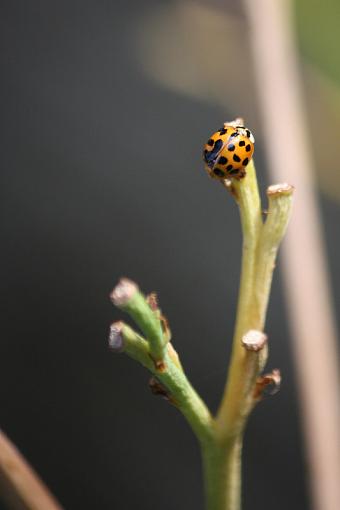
[116,323,215,445]
[216,160,263,440]
[253,184,295,327]
[213,167,294,509]
[112,280,166,363]
[202,435,243,510]
[161,353,215,444]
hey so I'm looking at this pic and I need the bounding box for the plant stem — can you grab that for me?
[161,351,215,444]
[245,2,340,508]
[212,163,294,510]
[216,160,263,441]
[110,162,294,510]
[253,183,295,328]
[202,436,243,510]
[0,429,63,510]
[110,279,166,364]
[110,322,215,445]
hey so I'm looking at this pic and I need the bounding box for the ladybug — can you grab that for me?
[203,121,255,180]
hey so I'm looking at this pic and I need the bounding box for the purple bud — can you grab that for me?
[108,322,124,352]
[110,278,138,307]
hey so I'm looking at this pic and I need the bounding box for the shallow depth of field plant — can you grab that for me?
[109,119,294,510]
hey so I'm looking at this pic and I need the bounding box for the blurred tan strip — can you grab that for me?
[244,1,340,509]
[0,429,63,510]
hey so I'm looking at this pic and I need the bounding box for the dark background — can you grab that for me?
[1,1,339,509]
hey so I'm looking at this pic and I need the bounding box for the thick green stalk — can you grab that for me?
[216,160,263,440]
[202,436,243,510]
[213,164,294,510]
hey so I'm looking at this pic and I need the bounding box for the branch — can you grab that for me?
[109,285,214,446]
[110,279,166,367]
[215,159,262,441]
[254,183,295,327]
[216,173,294,441]
[0,429,63,510]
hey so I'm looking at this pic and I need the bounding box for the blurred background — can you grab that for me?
[1,1,340,509]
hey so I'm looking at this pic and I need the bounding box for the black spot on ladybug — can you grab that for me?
[226,164,233,171]
[229,168,240,175]
[218,156,228,165]
[219,128,228,135]
[213,168,225,177]
[228,144,235,151]
[207,139,214,146]
[239,140,245,147]
[246,144,251,152]
[213,138,223,152]
[230,132,238,138]
[246,130,251,138]
[204,139,223,165]
[233,154,241,163]
[242,158,249,166]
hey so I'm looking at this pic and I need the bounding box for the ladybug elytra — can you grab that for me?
[203,121,255,180]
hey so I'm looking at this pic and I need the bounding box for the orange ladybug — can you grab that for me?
[203,121,255,180]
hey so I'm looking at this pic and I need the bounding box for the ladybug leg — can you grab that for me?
[204,165,216,179]
[220,178,238,199]
[232,169,246,180]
